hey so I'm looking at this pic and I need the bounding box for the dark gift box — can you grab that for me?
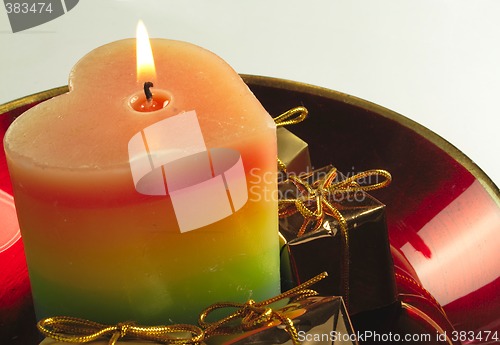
[279,165,397,316]
[204,296,358,345]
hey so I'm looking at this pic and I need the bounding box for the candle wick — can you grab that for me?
[144,82,154,102]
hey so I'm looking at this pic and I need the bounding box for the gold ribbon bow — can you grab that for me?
[37,317,204,345]
[278,167,391,308]
[199,272,328,345]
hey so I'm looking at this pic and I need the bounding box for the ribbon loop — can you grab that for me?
[274,106,309,127]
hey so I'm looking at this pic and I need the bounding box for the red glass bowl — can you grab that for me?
[0,76,498,344]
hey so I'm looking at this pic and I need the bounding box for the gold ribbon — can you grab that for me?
[279,167,392,308]
[273,106,309,173]
[199,272,328,345]
[37,317,204,345]
[274,106,309,128]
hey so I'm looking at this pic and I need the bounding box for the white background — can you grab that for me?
[1,0,499,187]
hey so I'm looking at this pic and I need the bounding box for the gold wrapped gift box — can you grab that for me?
[279,165,397,316]
[277,127,311,176]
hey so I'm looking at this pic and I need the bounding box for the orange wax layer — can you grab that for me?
[4,39,279,324]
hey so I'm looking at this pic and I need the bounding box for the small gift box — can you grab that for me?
[277,127,311,176]
[199,273,357,345]
[274,106,311,176]
[203,296,357,345]
[279,165,397,316]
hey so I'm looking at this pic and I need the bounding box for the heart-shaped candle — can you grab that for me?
[4,23,279,324]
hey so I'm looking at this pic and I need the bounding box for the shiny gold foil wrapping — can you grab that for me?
[279,166,397,315]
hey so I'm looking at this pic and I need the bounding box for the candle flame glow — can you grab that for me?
[136,20,156,82]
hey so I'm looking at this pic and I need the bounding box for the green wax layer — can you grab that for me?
[30,247,279,325]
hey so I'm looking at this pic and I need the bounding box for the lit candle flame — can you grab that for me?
[136,20,156,82]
